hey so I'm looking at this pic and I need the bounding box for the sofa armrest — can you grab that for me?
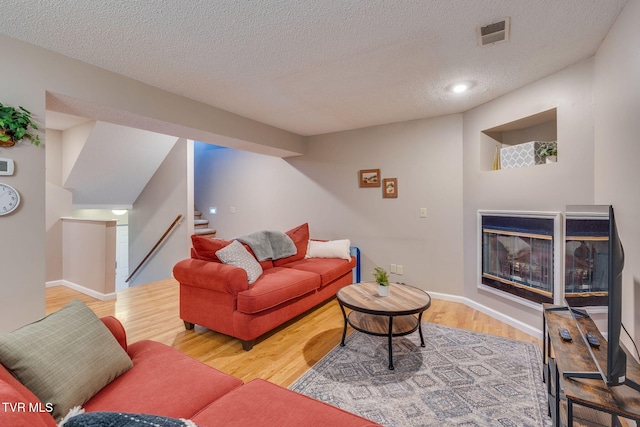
[173,258,249,295]
[100,316,128,352]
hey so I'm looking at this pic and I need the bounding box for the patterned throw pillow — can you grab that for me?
[215,240,263,284]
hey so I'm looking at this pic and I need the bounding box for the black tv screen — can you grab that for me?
[564,205,638,390]
[606,205,627,386]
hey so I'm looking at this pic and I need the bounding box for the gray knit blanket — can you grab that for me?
[236,230,297,261]
[62,411,198,427]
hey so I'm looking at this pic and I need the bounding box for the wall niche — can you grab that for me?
[481,108,557,171]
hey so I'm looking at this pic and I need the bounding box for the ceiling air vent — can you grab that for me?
[477,17,510,47]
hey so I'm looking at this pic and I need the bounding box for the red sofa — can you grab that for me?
[173,224,356,350]
[0,315,380,427]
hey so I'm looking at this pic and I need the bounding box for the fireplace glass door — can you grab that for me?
[481,214,555,304]
[565,216,608,307]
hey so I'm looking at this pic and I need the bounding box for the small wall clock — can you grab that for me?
[0,183,20,216]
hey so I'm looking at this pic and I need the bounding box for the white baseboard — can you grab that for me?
[46,280,117,301]
[428,291,543,340]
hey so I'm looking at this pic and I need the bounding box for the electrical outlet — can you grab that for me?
[230,206,236,214]
[397,265,404,275]
[390,264,397,274]
[420,208,427,218]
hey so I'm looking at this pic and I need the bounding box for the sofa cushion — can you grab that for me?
[191,236,231,262]
[283,257,356,287]
[83,340,243,419]
[191,235,273,270]
[216,240,263,284]
[273,223,309,267]
[1,364,57,427]
[191,379,379,427]
[0,379,56,427]
[236,267,320,314]
[306,239,351,260]
[0,300,133,420]
[100,316,128,352]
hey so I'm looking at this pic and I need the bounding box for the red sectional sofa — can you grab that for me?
[0,314,379,427]
[173,223,356,350]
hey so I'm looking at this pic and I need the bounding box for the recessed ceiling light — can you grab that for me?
[449,81,475,94]
[452,83,470,93]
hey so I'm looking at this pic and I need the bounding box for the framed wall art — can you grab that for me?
[359,169,380,187]
[383,178,397,198]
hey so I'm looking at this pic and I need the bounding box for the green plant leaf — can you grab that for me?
[0,101,41,146]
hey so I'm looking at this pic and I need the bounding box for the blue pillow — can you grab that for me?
[62,411,198,427]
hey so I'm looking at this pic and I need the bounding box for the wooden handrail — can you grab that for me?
[126,214,183,283]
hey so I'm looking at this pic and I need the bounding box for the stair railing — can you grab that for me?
[125,214,183,283]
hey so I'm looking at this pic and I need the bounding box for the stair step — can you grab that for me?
[194,211,203,217]
[194,228,217,237]
[194,219,209,227]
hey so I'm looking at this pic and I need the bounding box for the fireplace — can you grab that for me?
[479,211,561,305]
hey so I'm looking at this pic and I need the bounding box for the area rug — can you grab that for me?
[290,323,551,427]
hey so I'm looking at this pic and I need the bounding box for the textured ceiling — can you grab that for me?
[1,0,628,136]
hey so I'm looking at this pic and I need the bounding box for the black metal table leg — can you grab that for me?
[339,303,348,346]
[567,399,573,426]
[388,316,394,370]
[417,312,426,347]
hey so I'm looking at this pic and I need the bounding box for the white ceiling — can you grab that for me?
[1,0,628,136]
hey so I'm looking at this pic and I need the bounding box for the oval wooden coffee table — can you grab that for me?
[336,282,431,370]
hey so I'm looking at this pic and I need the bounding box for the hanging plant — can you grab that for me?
[0,102,41,147]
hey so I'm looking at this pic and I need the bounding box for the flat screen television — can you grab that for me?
[564,205,639,391]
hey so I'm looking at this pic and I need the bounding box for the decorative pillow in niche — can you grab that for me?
[0,299,133,420]
[216,240,263,284]
[305,239,351,261]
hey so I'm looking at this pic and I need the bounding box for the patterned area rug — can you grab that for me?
[290,323,552,427]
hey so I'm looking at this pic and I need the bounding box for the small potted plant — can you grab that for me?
[0,102,41,147]
[537,141,557,164]
[373,267,390,297]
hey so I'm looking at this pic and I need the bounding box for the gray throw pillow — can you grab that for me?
[0,299,133,420]
[216,239,263,284]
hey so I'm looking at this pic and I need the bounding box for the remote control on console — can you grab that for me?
[586,332,601,348]
[558,328,572,342]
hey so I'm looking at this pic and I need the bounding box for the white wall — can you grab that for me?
[45,128,72,282]
[462,59,596,331]
[61,218,117,297]
[61,121,95,184]
[0,49,46,332]
[593,0,640,346]
[195,114,464,295]
[128,139,193,286]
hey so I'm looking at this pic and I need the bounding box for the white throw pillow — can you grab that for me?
[216,240,263,284]
[305,239,351,260]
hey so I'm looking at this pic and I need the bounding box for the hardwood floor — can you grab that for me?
[45,279,541,388]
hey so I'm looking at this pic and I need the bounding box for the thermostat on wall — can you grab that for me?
[0,158,14,176]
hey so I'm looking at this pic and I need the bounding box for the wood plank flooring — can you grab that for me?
[45,279,541,388]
